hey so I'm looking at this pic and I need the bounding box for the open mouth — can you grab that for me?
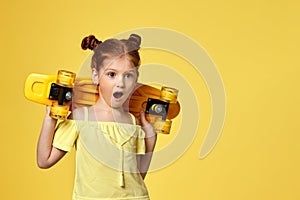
[113,91,124,99]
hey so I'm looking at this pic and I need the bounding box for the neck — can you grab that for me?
[89,100,132,124]
[94,100,124,113]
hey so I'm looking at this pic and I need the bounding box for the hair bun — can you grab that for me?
[81,35,102,50]
[128,34,141,48]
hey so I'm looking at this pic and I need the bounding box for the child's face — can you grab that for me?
[94,56,138,109]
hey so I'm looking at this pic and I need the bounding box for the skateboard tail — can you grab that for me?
[24,73,57,106]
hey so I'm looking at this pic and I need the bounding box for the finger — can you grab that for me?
[139,110,148,126]
[45,106,51,114]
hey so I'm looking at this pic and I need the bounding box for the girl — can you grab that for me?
[37,34,157,200]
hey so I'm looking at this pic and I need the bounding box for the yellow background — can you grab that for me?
[1,0,300,199]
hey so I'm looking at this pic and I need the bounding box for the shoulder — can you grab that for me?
[134,115,141,126]
[128,112,141,125]
[68,107,86,121]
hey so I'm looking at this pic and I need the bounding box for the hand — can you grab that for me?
[140,111,156,138]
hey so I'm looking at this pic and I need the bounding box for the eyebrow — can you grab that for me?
[104,67,137,73]
[125,69,137,73]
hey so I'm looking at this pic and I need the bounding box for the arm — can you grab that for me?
[37,106,67,169]
[137,111,157,179]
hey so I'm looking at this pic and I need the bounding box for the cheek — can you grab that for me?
[126,79,137,90]
[99,79,113,95]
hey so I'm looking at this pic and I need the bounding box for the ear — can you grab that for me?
[92,68,99,85]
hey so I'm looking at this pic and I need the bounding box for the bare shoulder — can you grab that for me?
[68,107,86,121]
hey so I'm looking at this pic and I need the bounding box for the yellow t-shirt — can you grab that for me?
[53,107,149,200]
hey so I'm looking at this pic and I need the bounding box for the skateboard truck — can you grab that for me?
[24,70,76,120]
[146,98,169,120]
[145,86,179,134]
[49,83,73,104]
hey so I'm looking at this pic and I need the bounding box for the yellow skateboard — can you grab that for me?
[25,70,180,134]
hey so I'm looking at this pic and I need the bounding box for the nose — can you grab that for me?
[116,75,125,88]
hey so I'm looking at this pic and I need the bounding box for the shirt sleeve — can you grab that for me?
[136,127,146,155]
[53,120,79,152]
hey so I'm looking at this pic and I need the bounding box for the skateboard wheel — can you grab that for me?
[154,119,172,134]
[56,70,76,87]
[151,104,164,114]
[160,86,178,103]
[50,105,69,120]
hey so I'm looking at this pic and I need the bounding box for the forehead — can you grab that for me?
[101,56,136,72]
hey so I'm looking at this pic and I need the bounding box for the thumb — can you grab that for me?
[45,106,51,115]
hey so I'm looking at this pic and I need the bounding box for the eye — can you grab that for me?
[124,73,133,79]
[107,71,116,78]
